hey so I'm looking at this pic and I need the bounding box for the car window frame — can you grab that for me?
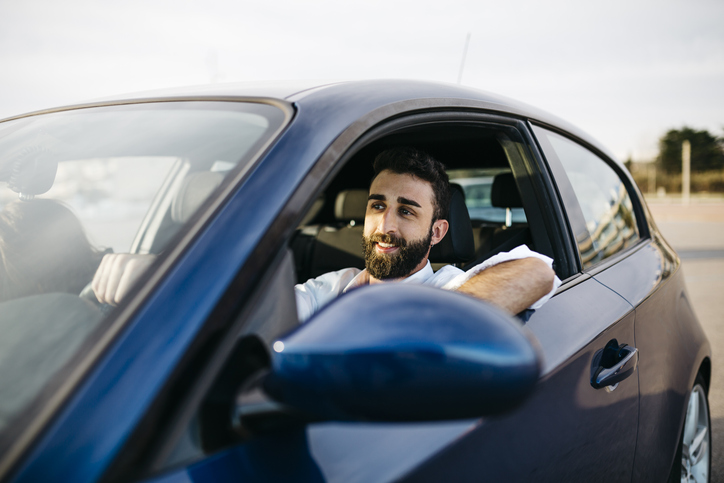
[298,111,580,277]
[529,121,651,275]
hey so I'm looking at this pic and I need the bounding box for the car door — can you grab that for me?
[394,120,641,482]
[532,126,709,481]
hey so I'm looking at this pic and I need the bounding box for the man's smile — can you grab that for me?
[375,241,399,254]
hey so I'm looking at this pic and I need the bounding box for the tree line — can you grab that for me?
[656,126,723,173]
[628,126,724,194]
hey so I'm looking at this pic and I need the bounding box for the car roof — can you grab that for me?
[87,80,345,103]
[3,79,621,165]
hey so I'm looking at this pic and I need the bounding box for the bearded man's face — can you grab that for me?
[362,170,449,282]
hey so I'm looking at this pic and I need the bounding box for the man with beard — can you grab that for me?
[294,147,560,322]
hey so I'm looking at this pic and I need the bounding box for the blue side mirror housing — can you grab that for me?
[263,284,541,422]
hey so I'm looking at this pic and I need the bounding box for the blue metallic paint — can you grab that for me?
[146,429,325,483]
[265,284,540,421]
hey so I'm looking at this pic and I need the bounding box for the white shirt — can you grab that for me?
[295,245,562,322]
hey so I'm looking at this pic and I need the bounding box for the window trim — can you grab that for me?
[291,110,580,280]
[529,122,650,274]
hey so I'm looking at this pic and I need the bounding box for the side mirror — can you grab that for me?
[262,284,541,422]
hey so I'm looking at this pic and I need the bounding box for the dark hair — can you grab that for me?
[0,199,103,302]
[372,147,451,221]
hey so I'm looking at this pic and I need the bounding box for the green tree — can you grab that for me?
[657,127,724,174]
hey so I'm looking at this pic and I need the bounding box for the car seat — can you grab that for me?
[171,171,224,225]
[429,184,475,267]
[467,172,531,268]
[302,189,368,280]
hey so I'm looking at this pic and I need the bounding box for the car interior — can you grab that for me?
[288,122,540,285]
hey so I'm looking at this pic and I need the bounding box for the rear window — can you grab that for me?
[532,126,639,268]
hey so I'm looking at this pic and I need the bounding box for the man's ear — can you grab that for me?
[431,219,449,246]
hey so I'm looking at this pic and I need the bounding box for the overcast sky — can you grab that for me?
[1,0,722,161]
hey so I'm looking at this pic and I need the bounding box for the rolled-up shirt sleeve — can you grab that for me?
[441,245,562,310]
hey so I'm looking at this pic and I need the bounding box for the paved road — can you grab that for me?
[650,202,724,481]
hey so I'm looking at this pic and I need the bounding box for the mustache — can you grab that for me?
[367,233,407,247]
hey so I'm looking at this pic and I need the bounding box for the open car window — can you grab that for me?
[289,118,551,288]
[0,101,287,453]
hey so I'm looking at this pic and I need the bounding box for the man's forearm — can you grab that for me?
[455,257,556,315]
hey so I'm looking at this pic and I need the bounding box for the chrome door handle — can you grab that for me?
[590,339,639,390]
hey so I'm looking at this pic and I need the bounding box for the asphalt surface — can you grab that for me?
[650,201,724,481]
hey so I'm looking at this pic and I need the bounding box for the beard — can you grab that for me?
[362,229,433,280]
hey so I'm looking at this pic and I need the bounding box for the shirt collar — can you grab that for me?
[343,260,434,293]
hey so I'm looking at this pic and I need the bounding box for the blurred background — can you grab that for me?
[1,0,722,167]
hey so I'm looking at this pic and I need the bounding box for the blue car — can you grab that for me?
[0,80,711,482]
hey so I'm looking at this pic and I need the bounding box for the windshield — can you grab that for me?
[0,101,287,450]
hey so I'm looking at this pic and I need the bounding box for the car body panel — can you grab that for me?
[394,275,638,482]
[530,114,712,482]
[145,421,477,483]
[592,241,711,482]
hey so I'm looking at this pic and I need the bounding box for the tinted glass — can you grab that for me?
[0,101,286,450]
[536,129,639,268]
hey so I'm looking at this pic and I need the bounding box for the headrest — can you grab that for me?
[171,171,224,224]
[7,156,58,198]
[334,189,368,222]
[429,184,475,264]
[491,172,523,209]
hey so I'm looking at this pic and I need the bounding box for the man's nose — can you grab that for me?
[378,209,398,234]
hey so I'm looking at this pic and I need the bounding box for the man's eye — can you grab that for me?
[399,208,412,216]
[371,202,385,210]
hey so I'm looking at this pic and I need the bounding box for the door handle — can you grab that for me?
[590,339,639,390]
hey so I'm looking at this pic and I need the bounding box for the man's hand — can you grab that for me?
[456,257,556,315]
[92,253,156,306]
